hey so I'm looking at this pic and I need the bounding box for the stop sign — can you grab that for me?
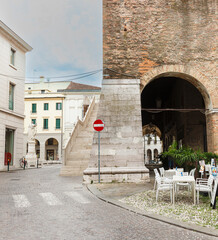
[93,119,105,132]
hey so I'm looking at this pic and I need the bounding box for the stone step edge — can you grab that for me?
[84,167,149,175]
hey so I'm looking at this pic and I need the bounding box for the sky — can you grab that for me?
[0,0,102,86]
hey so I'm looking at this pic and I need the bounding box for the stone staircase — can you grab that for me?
[60,98,98,176]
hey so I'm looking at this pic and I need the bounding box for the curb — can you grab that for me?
[87,184,218,238]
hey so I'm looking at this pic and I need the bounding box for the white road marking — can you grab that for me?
[64,191,91,204]
[13,195,31,208]
[39,192,62,206]
[93,124,104,127]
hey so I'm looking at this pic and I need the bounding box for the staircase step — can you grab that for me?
[62,100,98,176]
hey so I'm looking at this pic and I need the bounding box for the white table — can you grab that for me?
[164,170,176,178]
[172,175,196,205]
[164,169,184,178]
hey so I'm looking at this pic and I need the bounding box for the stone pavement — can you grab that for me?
[0,166,217,240]
[87,174,218,238]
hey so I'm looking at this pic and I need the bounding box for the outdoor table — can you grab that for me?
[172,175,196,205]
[164,169,176,178]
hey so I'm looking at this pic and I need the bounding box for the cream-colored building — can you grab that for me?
[0,21,32,171]
[144,134,162,163]
[24,78,101,163]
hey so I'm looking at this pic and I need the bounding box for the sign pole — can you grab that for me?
[98,131,100,183]
[93,119,105,184]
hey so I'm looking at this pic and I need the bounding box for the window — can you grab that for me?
[32,103,37,113]
[10,48,16,66]
[32,119,36,125]
[56,118,61,129]
[44,103,49,110]
[48,138,53,145]
[9,83,14,110]
[41,90,45,94]
[43,119,48,129]
[56,102,62,110]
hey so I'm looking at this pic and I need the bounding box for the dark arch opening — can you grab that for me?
[45,138,59,161]
[141,76,207,152]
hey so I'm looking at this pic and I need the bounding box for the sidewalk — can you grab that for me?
[87,175,218,238]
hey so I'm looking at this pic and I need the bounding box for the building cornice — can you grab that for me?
[0,20,32,52]
[0,108,25,119]
[25,97,65,101]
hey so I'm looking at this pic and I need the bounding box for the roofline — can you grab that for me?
[0,20,32,52]
[25,81,72,84]
[57,89,101,93]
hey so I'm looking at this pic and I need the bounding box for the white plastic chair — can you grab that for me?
[195,175,214,204]
[154,168,172,190]
[153,168,159,190]
[155,174,173,203]
[159,167,165,177]
[189,168,196,177]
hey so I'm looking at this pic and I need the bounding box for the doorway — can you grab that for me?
[5,128,14,165]
[141,76,207,152]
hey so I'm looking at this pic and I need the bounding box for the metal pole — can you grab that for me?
[98,131,100,183]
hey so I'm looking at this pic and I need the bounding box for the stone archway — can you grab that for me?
[140,65,213,110]
[140,65,217,153]
[45,138,59,161]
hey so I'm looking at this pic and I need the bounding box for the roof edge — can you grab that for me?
[0,20,32,52]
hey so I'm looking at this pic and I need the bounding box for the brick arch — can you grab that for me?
[140,65,213,110]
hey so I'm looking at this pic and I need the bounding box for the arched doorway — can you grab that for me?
[45,138,59,161]
[141,74,208,152]
[142,124,162,164]
[147,149,152,163]
[35,139,40,159]
[154,149,158,161]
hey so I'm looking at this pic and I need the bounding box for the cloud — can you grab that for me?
[0,0,102,86]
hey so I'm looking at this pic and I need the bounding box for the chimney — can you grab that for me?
[40,76,45,83]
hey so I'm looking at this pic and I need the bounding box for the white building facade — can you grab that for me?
[24,79,101,163]
[0,21,32,171]
[144,134,162,164]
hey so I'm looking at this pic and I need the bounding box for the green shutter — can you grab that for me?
[9,84,14,110]
[44,103,49,110]
[32,119,36,125]
[32,104,37,113]
[56,102,62,110]
[44,119,48,129]
[56,119,61,129]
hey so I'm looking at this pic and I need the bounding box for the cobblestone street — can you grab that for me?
[0,166,217,240]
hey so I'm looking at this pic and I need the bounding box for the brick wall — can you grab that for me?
[103,0,216,80]
[103,0,218,153]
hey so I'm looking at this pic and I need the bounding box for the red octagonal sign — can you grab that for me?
[93,119,105,132]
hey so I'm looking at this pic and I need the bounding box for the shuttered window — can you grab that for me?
[44,103,49,110]
[9,83,14,110]
[43,119,48,129]
[32,103,37,113]
[56,102,62,110]
[56,118,61,129]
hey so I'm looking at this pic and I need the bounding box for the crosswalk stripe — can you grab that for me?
[39,192,62,206]
[64,191,90,204]
[13,195,31,208]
